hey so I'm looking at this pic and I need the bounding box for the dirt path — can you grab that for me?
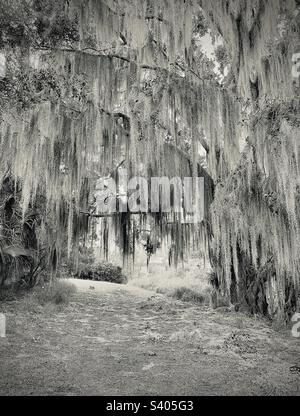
[0,279,299,396]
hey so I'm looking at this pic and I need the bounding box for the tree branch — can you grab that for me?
[33,45,207,84]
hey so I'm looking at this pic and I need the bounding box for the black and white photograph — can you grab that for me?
[0,0,299,400]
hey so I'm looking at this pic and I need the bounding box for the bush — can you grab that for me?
[130,264,210,305]
[33,280,77,305]
[0,286,19,302]
[75,262,127,284]
[172,287,206,305]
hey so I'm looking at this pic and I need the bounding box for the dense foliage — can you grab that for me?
[75,263,127,284]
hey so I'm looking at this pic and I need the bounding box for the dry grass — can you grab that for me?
[172,287,206,304]
[18,280,77,313]
[1,273,300,395]
[33,280,77,306]
[0,280,77,315]
[130,261,210,305]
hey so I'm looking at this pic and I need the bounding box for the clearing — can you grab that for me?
[0,279,299,396]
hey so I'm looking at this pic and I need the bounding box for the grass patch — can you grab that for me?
[1,280,77,314]
[17,280,77,313]
[130,265,210,306]
[33,280,77,306]
[171,287,206,305]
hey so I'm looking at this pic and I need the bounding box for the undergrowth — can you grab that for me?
[0,280,77,312]
[130,264,210,306]
[32,280,77,306]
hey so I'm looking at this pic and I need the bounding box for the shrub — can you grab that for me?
[75,262,127,284]
[130,264,210,305]
[0,286,19,301]
[172,287,206,305]
[33,280,77,305]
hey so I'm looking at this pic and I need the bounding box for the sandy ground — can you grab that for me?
[0,278,299,396]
